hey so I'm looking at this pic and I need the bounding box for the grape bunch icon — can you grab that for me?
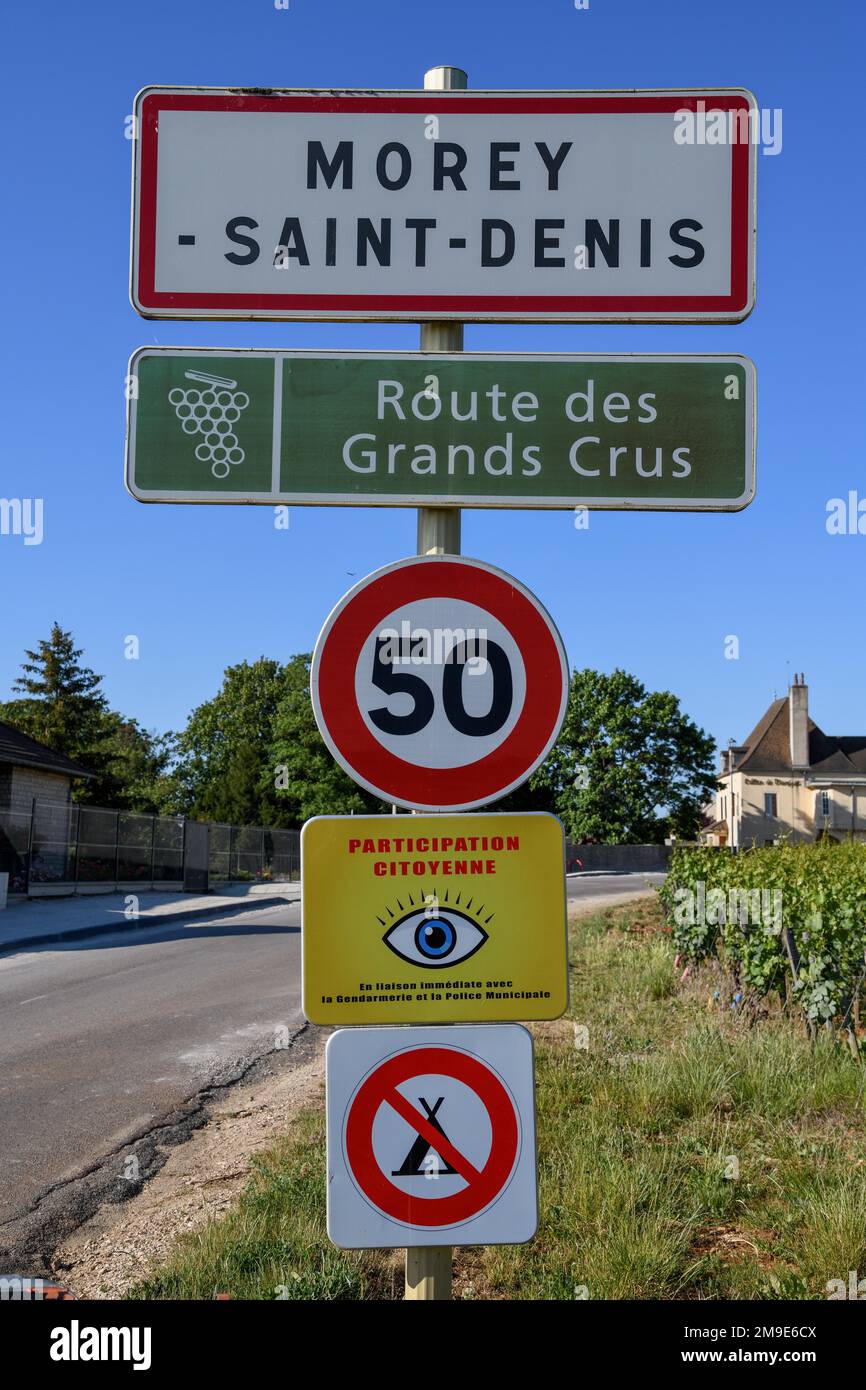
[168,370,250,480]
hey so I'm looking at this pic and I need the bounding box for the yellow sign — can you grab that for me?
[302,813,568,1024]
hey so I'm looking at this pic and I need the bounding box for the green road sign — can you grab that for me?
[125,349,756,511]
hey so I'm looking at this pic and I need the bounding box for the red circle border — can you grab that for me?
[344,1046,519,1227]
[313,557,567,808]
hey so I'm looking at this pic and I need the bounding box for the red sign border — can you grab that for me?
[310,556,569,811]
[344,1045,520,1228]
[132,88,755,321]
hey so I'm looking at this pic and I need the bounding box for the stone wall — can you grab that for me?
[9,767,71,808]
[565,841,673,873]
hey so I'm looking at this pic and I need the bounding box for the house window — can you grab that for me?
[764,793,777,818]
[721,796,727,819]
[820,791,830,818]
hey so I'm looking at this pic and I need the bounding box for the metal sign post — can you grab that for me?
[408,60,466,1304]
[127,54,756,1310]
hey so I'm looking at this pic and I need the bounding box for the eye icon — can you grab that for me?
[383,905,489,969]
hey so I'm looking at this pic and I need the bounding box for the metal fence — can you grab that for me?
[0,802,677,895]
[0,798,300,896]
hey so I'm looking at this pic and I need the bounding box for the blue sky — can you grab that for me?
[1,0,864,760]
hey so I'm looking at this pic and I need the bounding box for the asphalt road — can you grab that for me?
[0,871,661,1262]
[0,900,302,1235]
[567,870,665,910]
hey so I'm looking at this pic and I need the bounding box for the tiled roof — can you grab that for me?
[829,737,866,774]
[736,698,866,777]
[737,699,795,773]
[0,721,93,779]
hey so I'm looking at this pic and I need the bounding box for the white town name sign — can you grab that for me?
[131,87,756,323]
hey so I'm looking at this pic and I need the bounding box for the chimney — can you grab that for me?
[789,674,809,768]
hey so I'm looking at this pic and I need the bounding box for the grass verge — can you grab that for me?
[132,897,866,1300]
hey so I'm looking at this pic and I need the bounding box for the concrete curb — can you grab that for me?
[565,870,667,880]
[0,894,300,955]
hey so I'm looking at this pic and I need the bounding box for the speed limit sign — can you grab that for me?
[310,555,569,811]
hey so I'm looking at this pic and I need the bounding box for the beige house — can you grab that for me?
[701,677,866,848]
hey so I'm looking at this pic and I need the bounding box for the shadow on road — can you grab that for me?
[1,911,300,960]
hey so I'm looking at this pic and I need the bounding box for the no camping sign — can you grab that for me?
[326,1025,537,1249]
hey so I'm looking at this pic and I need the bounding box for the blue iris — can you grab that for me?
[414,918,457,960]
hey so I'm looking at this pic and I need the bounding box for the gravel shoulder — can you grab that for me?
[49,1025,327,1298]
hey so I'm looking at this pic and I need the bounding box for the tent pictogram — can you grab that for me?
[391,1097,458,1177]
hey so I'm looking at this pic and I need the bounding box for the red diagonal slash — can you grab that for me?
[384,1088,481,1184]
[344,1046,519,1227]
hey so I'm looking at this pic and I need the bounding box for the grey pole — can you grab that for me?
[404,63,467,1305]
[416,64,466,560]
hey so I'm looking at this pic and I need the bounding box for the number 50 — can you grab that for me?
[368,636,513,737]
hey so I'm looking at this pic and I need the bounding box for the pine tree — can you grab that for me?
[5,623,107,750]
[0,625,177,806]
